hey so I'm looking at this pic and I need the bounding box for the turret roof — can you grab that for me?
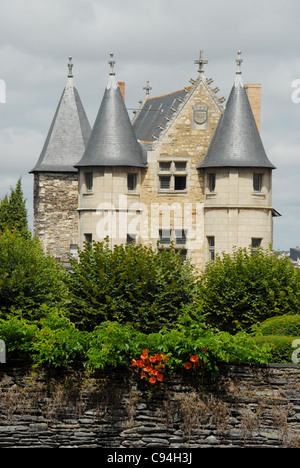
[197,52,275,170]
[75,54,147,168]
[30,57,91,173]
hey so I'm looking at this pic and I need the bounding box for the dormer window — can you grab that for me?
[127,173,137,192]
[208,173,216,192]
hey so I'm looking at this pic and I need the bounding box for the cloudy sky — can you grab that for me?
[0,0,299,251]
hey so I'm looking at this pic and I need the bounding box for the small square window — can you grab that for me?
[175,229,187,245]
[159,176,171,190]
[159,229,171,244]
[127,173,137,191]
[84,233,92,244]
[251,238,262,253]
[174,176,186,191]
[159,162,171,171]
[175,162,186,172]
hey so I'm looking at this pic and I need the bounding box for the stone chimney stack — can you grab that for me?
[245,83,261,131]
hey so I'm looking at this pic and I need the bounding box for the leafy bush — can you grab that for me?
[0,229,68,316]
[254,335,299,364]
[254,315,300,337]
[198,247,300,334]
[65,240,198,332]
[0,314,39,359]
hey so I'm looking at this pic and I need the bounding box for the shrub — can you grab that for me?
[254,335,299,364]
[254,315,300,337]
[65,239,198,332]
[0,229,67,316]
[198,247,300,333]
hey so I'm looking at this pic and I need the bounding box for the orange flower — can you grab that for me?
[151,369,159,376]
[149,356,157,363]
[142,349,149,355]
[190,355,199,363]
[157,374,163,382]
[131,359,137,367]
[155,354,163,362]
[140,372,146,379]
[149,377,156,384]
[141,352,148,360]
[143,364,152,373]
[184,362,192,369]
[136,360,143,368]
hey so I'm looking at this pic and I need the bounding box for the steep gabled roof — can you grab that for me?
[30,58,91,173]
[75,55,147,168]
[198,52,275,170]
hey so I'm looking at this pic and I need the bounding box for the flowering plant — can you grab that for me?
[131,349,170,385]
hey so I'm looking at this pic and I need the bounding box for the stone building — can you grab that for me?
[30,51,278,269]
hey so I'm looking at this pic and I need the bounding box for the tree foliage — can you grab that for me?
[198,247,300,334]
[65,240,199,332]
[0,229,67,316]
[0,178,28,236]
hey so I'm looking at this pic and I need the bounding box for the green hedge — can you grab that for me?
[254,335,300,364]
[255,315,300,337]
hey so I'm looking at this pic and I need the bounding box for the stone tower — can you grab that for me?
[30,58,91,261]
[74,54,147,249]
[197,52,276,262]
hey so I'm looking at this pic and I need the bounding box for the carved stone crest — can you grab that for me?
[193,105,209,125]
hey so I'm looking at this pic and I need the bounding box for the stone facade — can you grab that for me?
[33,172,79,260]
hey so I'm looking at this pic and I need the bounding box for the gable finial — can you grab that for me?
[194,49,208,77]
[143,79,152,96]
[68,56,73,78]
[108,53,116,75]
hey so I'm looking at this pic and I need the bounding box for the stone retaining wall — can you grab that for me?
[0,362,299,448]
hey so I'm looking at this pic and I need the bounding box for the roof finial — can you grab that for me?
[236,50,243,74]
[143,79,152,96]
[108,53,116,75]
[194,49,208,78]
[234,50,244,87]
[68,56,73,78]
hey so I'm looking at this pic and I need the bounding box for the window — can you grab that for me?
[159,176,171,190]
[85,172,93,191]
[251,238,262,253]
[159,229,171,245]
[253,173,263,192]
[127,173,137,192]
[84,233,92,244]
[126,233,136,244]
[159,228,187,260]
[158,160,187,192]
[208,173,216,192]
[207,236,215,261]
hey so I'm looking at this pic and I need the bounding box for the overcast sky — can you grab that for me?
[0,0,300,251]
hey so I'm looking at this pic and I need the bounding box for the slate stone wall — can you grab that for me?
[0,363,299,448]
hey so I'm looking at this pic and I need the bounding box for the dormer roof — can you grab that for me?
[30,57,91,173]
[197,52,275,170]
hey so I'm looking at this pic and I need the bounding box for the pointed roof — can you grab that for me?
[197,51,275,170]
[30,57,91,173]
[133,49,224,144]
[75,54,147,168]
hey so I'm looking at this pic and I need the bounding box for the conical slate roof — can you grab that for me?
[30,58,91,173]
[75,55,147,168]
[198,52,275,170]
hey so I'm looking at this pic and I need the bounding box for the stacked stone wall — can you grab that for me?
[0,363,300,448]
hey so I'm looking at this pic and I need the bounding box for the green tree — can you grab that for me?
[0,178,28,235]
[0,229,67,316]
[198,247,300,334]
[65,240,199,332]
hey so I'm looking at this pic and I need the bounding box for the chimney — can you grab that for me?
[118,82,125,102]
[245,83,261,131]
